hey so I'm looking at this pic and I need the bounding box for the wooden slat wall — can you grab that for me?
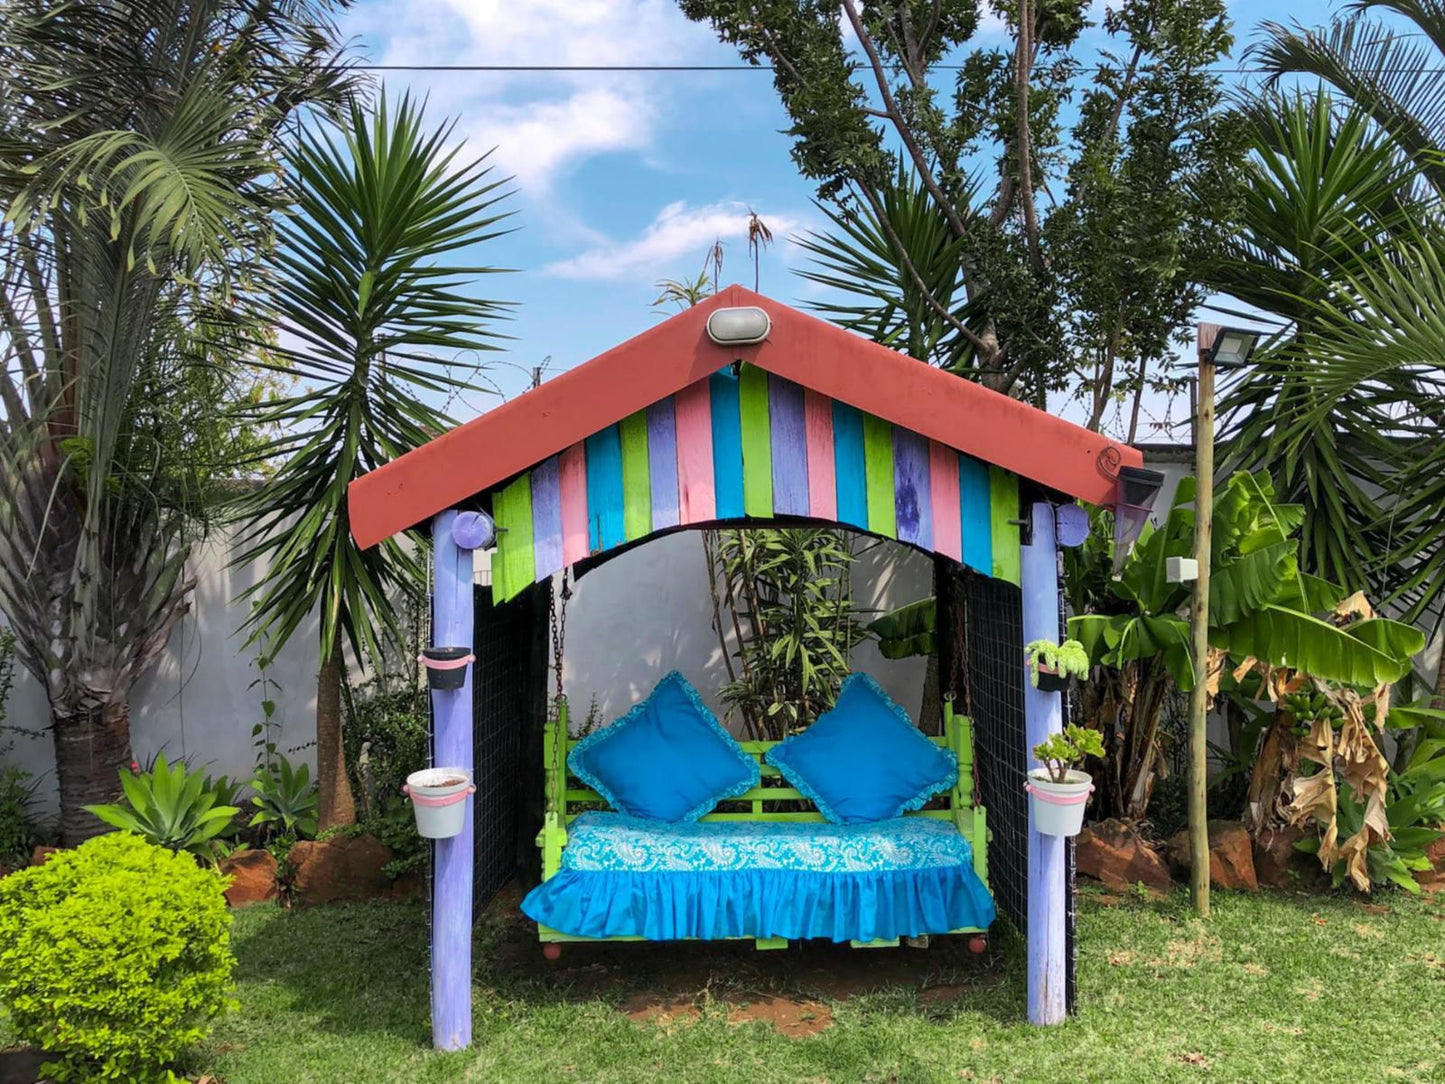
[485,366,1025,600]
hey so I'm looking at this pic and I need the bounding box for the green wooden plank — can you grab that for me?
[863,413,897,538]
[619,409,652,541]
[989,466,1021,584]
[493,473,534,601]
[738,363,773,517]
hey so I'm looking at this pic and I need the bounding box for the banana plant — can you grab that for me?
[84,756,241,857]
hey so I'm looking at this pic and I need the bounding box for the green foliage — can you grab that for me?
[248,755,319,842]
[707,528,865,739]
[1069,471,1424,691]
[1033,725,1106,784]
[868,597,937,660]
[0,833,234,1082]
[684,0,1241,412]
[0,767,39,867]
[342,672,429,821]
[1025,639,1090,687]
[84,757,240,858]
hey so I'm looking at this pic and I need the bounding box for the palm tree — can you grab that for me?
[232,93,512,828]
[0,0,353,843]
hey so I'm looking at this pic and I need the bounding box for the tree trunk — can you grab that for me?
[54,702,132,846]
[317,640,356,829]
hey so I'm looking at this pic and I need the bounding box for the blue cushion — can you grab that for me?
[765,673,958,824]
[568,672,759,821]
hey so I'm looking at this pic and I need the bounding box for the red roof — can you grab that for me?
[349,285,1143,548]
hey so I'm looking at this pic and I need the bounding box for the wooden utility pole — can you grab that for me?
[1189,324,1219,918]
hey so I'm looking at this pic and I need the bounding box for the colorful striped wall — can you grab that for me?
[490,364,1021,602]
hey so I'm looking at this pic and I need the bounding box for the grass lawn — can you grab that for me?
[177,882,1445,1083]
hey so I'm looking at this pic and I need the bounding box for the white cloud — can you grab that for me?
[344,0,722,191]
[542,201,803,281]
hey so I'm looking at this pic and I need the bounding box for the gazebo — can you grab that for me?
[348,285,1150,1050]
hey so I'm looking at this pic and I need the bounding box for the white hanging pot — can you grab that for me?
[1025,769,1093,838]
[404,767,475,839]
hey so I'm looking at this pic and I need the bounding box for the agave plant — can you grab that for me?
[248,755,319,841]
[85,756,241,857]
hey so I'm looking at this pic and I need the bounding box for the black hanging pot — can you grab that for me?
[1034,666,1071,694]
[420,646,474,691]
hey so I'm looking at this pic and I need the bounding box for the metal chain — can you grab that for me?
[550,570,571,701]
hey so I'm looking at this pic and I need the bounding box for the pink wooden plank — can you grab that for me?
[804,388,836,522]
[559,442,590,564]
[674,377,716,523]
[930,440,962,563]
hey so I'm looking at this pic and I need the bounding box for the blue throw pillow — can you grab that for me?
[765,673,958,824]
[568,672,759,822]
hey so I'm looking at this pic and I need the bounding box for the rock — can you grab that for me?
[219,849,278,908]
[30,845,58,867]
[390,870,424,901]
[1166,821,1258,891]
[290,833,393,906]
[1075,818,1173,893]
[1252,825,1327,890]
[1418,836,1445,886]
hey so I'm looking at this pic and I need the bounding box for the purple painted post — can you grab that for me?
[431,508,477,1050]
[1021,500,1066,1026]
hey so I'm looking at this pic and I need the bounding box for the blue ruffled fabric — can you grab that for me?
[522,812,996,943]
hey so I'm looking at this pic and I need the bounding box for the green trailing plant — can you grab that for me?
[231,90,512,832]
[248,754,319,842]
[0,833,234,1083]
[706,527,866,739]
[1026,639,1090,688]
[1033,725,1106,785]
[84,756,240,858]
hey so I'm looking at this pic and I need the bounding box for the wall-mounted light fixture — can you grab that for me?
[706,306,771,346]
[1111,465,1166,577]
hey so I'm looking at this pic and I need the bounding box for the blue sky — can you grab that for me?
[339,0,1344,435]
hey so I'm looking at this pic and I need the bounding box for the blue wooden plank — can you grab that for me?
[959,452,993,574]
[647,397,680,530]
[768,375,809,517]
[584,425,625,552]
[710,368,745,520]
[530,455,563,582]
[893,427,932,550]
[832,401,868,530]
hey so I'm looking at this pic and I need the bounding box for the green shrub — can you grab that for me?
[0,833,235,1082]
[0,765,40,867]
[343,675,428,819]
[85,756,240,857]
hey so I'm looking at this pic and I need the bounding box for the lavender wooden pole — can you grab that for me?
[1022,500,1066,1026]
[431,508,479,1050]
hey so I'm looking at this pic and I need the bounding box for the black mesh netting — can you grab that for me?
[941,557,1077,1014]
[467,582,544,916]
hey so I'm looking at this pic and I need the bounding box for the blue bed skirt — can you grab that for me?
[522,812,996,943]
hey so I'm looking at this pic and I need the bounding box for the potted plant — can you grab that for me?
[1026,638,1089,693]
[1026,725,1104,837]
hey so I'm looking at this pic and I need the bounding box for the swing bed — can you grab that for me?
[520,579,997,952]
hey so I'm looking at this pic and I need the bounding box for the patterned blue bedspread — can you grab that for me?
[522,812,996,944]
[561,812,974,873]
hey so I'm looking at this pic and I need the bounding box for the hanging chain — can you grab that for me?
[550,569,571,701]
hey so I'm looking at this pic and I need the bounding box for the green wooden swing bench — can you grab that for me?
[535,695,991,950]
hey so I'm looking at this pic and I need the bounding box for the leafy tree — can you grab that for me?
[682,0,1242,425]
[0,0,353,842]
[232,93,512,828]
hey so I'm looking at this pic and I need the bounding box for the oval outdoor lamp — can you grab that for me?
[706,306,771,346]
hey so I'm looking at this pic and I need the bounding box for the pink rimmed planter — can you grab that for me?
[420,648,474,691]
[1025,769,1093,838]
[405,768,475,839]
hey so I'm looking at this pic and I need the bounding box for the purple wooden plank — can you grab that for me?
[530,456,563,582]
[893,427,933,550]
[430,509,474,1050]
[768,374,809,517]
[1022,501,1066,1026]
[647,398,680,530]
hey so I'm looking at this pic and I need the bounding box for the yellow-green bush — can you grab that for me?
[0,833,235,1082]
